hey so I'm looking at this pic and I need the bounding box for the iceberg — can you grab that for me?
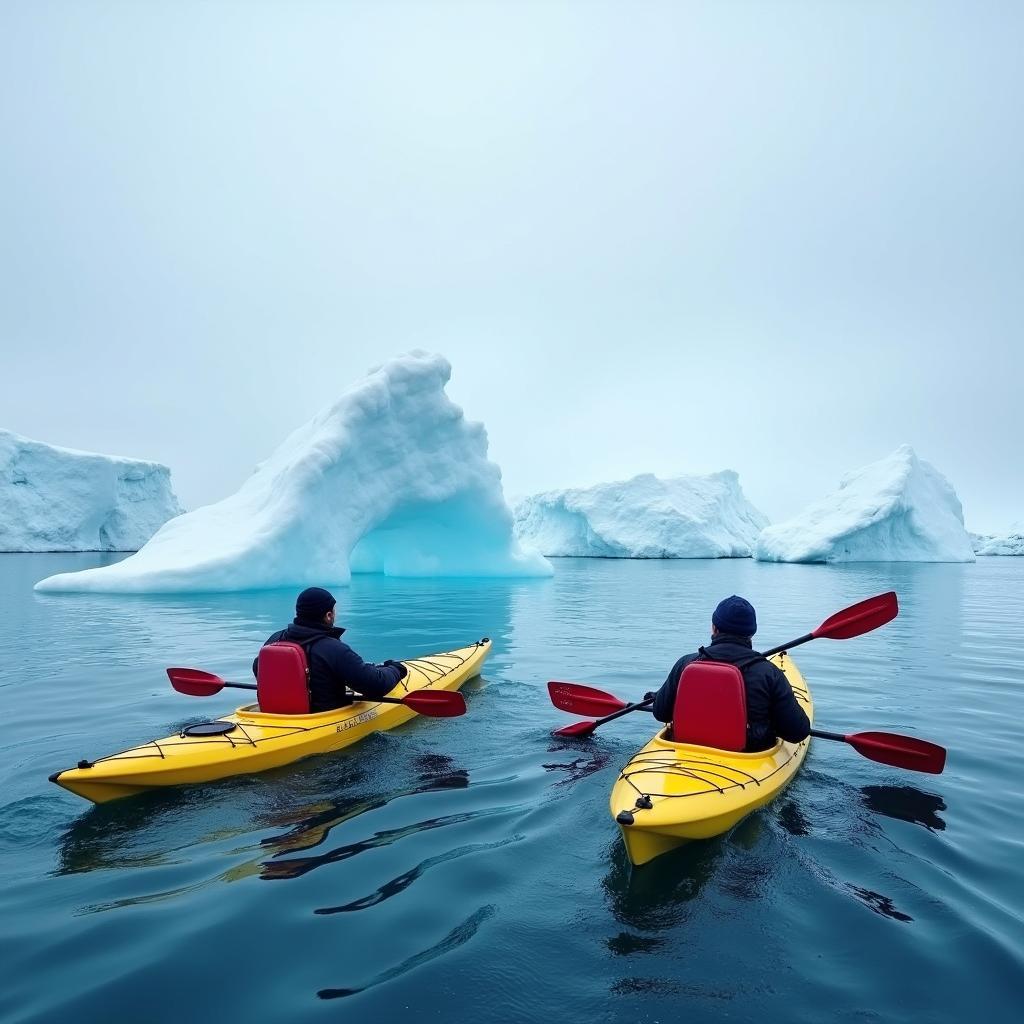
[1,428,181,552]
[971,523,1024,556]
[36,352,551,593]
[513,472,769,558]
[755,445,975,563]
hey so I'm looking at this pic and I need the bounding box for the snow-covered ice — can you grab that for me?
[1,428,181,552]
[36,353,551,593]
[513,472,768,558]
[755,445,975,563]
[971,523,1024,556]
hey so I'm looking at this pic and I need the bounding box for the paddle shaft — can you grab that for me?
[583,696,654,729]
[761,633,814,659]
[194,678,428,709]
[595,711,910,747]
[574,630,814,732]
[811,729,846,742]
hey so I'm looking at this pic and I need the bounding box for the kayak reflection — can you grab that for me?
[601,837,726,931]
[53,751,470,879]
[53,771,312,877]
[260,762,471,859]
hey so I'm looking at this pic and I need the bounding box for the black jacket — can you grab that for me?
[252,620,405,713]
[652,634,810,752]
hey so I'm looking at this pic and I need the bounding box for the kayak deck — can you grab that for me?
[51,639,491,804]
[610,653,814,866]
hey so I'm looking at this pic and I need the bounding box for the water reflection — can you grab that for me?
[54,753,470,877]
[541,743,613,788]
[317,904,497,1000]
[606,932,664,955]
[54,778,273,876]
[846,884,914,923]
[776,798,813,837]
[261,805,516,881]
[861,785,947,832]
[260,764,471,858]
[315,834,523,915]
[601,838,725,931]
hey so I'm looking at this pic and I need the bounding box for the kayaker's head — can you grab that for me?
[711,595,757,639]
[295,586,337,627]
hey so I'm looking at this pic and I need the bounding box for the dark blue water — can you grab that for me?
[1,554,1022,1023]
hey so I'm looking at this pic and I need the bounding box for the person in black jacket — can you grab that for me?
[252,587,407,713]
[652,595,810,752]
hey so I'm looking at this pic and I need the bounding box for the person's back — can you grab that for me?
[253,587,406,713]
[652,595,810,752]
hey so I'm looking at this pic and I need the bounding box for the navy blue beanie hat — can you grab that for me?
[712,595,757,637]
[295,587,336,622]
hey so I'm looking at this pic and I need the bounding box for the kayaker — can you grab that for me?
[651,595,810,751]
[253,587,407,712]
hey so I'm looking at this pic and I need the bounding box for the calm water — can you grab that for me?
[1,554,1022,1023]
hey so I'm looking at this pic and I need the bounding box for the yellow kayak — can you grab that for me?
[51,639,491,804]
[609,652,814,866]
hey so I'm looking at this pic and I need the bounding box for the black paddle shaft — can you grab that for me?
[216,679,418,708]
[760,632,815,659]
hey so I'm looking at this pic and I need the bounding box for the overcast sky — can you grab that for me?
[2,1,1021,532]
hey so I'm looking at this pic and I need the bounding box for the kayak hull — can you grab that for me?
[51,639,491,804]
[610,653,814,866]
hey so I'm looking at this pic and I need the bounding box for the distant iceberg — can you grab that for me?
[1,428,181,552]
[513,472,768,558]
[971,523,1024,556]
[36,352,551,593]
[755,445,975,563]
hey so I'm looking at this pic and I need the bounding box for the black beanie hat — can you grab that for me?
[712,595,757,637]
[295,587,336,622]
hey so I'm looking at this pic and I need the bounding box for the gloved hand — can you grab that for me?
[643,691,656,702]
[384,659,408,680]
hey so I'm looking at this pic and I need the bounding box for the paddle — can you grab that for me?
[550,591,899,738]
[547,681,945,774]
[810,728,945,774]
[166,667,467,717]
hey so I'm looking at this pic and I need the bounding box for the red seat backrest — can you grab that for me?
[256,642,311,714]
[671,660,748,751]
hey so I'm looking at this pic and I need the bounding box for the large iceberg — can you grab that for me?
[36,353,551,593]
[755,446,975,563]
[513,472,769,558]
[1,428,181,552]
[971,523,1024,556]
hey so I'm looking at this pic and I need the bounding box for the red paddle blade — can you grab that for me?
[167,667,227,696]
[547,681,628,717]
[552,719,599,738]
[814,592,898,641]
[402,690,466,718]
[846,731,946,774]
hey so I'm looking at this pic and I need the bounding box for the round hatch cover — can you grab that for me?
[181,721,237,737]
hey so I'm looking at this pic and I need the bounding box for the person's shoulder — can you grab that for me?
[319,634,356,657]
[673,651,699,671]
